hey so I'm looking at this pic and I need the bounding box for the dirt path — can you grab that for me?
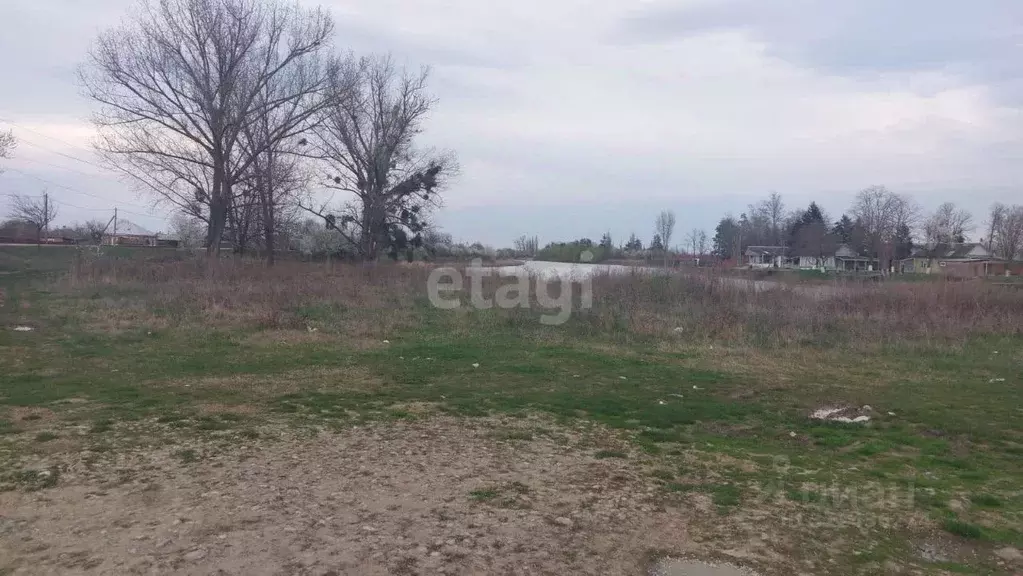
[0,417,754,576]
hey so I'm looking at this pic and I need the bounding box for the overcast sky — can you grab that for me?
[1,0,1021,246]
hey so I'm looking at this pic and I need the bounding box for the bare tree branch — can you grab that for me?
[81,0,334,255]
[8,193,58,244]
[310,54,456,261]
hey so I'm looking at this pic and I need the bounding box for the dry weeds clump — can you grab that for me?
[585,270,1023,346]
[65,254,1023,347]
[65,254,432,331]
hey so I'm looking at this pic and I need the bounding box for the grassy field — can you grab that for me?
[1,245,1021,575]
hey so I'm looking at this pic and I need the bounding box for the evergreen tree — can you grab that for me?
[832,214,854,245]
[713,216,740,259]
[894,223,914,260]
[624,233,643,251]
[650,233,664,252]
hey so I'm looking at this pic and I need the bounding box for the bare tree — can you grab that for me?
[304,55,456,261]
[0,130,15,171]
[9,193,57,245]
[697,229,708,256]
[985,203,1006,252]
[761,192,785,245]
[513,235,539,257]
[655,210,676,268]
[993,205,1023,261]
[170,212,206,250]
[850,185,918,272]
[685,228,700,256]
[81,0,335,256]
[924,202,974,245]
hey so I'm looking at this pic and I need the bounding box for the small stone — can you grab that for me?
[362,525,377,532]
[994,547,1022,562]
[430,551,441,558]
[553,517,573,528]
[183,549,206,561]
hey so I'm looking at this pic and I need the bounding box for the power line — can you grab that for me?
[16,139,107,172]
[2,166,152,211]
[0,118,91,153]
[15,154,108,181]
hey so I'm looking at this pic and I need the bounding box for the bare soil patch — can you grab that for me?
[0,417,777,576]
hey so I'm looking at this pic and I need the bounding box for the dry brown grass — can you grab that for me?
[66,255,430,333]
[63,254,1023,349]
[585,270,1023,346]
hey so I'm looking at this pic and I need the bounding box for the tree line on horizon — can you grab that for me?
[709,187,1023,265]
[500,188,1022,267]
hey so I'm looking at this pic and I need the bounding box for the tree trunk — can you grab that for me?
[206,164,227,257]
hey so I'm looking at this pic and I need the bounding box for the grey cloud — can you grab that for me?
[615,0,1023,101]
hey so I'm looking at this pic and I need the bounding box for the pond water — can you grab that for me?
[489,260,662,280]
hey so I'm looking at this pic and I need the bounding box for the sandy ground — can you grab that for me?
[0,417,763,576]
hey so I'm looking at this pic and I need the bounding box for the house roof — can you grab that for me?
[107,218,156,237]
[745,246,788,256]
[909,243,994,260]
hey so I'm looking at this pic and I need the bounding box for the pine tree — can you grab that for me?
[832,214,854,245]
[650,234,664,252]
[624,233,643,252]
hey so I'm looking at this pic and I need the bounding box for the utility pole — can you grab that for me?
[113,207,117,245]
[43,192,48,241]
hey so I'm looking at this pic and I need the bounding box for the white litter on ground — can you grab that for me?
[989,378,1006,383]
[12,326,34,332]
[811,407,871,424]
[471,363,480,369]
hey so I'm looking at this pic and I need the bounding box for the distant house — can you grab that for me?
[103,219,158,247]
[900,243,1004,277]
[747,244,878,272]
[745,246,789,268]
[793,245,879,272]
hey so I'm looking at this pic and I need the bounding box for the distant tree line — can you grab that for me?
[711,187,1023,265]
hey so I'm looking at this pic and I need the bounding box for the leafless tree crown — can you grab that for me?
[80,0,335,255]
[0,130,15,166]
[306,55,456,260]
[924,202,974,245]
[9,194,58,242]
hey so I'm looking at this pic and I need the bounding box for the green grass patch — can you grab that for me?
[469,487,499,502]
[942,518,985,539]
[971,494,1003,508]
